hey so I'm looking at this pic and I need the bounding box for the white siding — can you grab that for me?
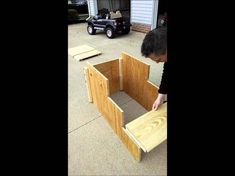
[87,0,98,16]
[131,0,154,24]
[152,0,158,29]
[87,0,158,29]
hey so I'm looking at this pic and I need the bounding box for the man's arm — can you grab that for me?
[159,62,167,94]
[152,62,167,110]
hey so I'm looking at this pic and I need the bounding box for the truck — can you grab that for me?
[86,9,131,39]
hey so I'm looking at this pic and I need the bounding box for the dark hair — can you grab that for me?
[141,27,167,57]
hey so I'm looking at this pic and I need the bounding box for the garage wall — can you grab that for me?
[97,0,130,11]
[131,0,153,24]
[131,0,158,32]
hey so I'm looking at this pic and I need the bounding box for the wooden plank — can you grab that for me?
[108,97,124,128]
[87,63,117,131]
[125,103,167,152]
[143,81,158,111]
[107,97,141,161]
[124,126,145,151]
[94,60,120,94]
[122,53,148,101]
[74,50,101,61]
[84,67,93,102]
[121,127,142,161]
[87,62,109,81]
[87,63,109,113]
[119,57,123,90]
[68,45,94,57]
[121,52,158,111]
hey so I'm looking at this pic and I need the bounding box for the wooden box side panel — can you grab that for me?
[87,61,142,161]
[87,64,116,131]
[108,98,142,161]
[84,67,93,102]
[143,81,158,111]
[122,53,158,111]
[121,127,142,161]
[94,59,120,95]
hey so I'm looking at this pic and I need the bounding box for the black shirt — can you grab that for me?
[158,62,167,94]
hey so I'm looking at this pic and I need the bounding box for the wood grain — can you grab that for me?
[87,63,118,132]
[121,52,158,111]
[108,97,141,161]
[121,127,142,161]
[143,81,159,111]
[74,50,101,61]
[125,103,167,152]
[68,45,94,56]
[119,57,123,90]
[94,59,120,94]
[84,67,93,102]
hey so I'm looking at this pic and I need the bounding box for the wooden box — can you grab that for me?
[84,52,167,161]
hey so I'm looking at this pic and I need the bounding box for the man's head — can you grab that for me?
[141,27,167,63]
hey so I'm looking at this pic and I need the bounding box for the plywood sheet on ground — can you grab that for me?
[68,45,101,61]
[125,103,167,152]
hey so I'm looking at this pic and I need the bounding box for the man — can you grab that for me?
[141,27,167,110]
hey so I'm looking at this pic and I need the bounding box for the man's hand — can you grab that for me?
[152,94,166,110]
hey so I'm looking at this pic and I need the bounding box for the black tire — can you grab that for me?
[122,27,130,34]
[105,27,115,38]
[87,25,96,35]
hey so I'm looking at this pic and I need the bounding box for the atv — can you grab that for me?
[86,9,131,38]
